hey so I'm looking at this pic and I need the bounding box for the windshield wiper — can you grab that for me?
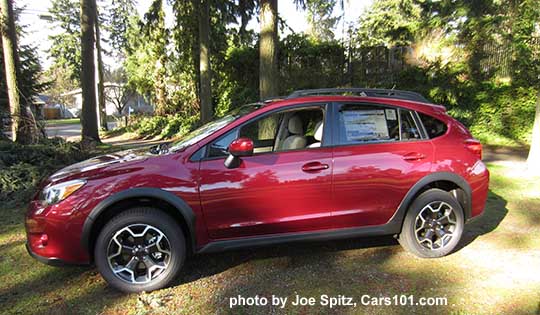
[149,142,171,155]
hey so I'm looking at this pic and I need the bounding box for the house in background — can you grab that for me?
[61,83,153,117]
[33,94,75,120]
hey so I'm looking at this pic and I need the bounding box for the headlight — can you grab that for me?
[41,179,86,206]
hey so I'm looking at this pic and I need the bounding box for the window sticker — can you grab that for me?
[385,109,397,120]
[342,110,389,141]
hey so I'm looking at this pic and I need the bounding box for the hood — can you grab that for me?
[49,146,156,183]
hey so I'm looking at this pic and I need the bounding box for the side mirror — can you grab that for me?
[224,138,253,169]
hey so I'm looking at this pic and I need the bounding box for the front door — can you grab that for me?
[198,105,334,239]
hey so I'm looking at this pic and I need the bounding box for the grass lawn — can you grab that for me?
[43,118,80,126]
[0,162,539,314]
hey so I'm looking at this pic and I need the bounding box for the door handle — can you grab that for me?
[302,161,329,172]
[403,152,426,161]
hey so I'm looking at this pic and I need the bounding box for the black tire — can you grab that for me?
[94,208,186,292]
[398,188,464,258]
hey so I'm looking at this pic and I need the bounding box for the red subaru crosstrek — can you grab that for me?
[26,89,489,292]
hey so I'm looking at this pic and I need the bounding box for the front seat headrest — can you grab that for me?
[288,115,304,135]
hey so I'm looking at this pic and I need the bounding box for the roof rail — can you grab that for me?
[286,88,430,103]
[262,96,287,103]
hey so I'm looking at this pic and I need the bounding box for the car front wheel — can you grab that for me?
[94,208,186,292]
[398,188,464,258]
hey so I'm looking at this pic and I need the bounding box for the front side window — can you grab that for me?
[207,106,325,158]
[170,104,261,152]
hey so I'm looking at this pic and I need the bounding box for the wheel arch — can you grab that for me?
[81,188,197,261]
[388,172,472,234]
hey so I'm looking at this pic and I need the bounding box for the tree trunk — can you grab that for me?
[259,0,278,100]
[80,0,100,145]
[0,0,31,144]
[199,0,212,123]
[527,89,540,172]
[94,5,108,131]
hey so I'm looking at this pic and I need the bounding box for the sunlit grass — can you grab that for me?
[0,162,539,314]
[43,118,81,126]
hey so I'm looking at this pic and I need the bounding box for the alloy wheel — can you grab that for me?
[414,201,457,250]
[107,224,172,284]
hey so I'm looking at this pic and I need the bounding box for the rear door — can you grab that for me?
[330,102,434,228]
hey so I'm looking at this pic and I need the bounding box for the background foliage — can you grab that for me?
[1,0,539,148]
[0,138,91,206]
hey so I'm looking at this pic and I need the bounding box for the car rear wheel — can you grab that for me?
[94,208,185,292]
[398,188,464,258]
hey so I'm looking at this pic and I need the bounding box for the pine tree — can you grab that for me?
[305,0,340,42]
[49,0,81,85]
[0,0,41,143]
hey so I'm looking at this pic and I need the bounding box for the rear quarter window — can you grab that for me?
[418,113,448,138]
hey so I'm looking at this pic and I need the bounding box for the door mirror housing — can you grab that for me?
[224,138,254,169]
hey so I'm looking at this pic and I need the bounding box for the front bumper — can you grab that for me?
[25,200,91,265]
[25,242,76,266]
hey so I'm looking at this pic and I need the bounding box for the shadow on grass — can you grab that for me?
[455,189,508,252]
[174,235,398,287]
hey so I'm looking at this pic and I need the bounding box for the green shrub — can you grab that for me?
[126,113,199,139]
[127,115,169,137]
[394,65,536,146]
[0,138,93,207]
[160,114,198,138]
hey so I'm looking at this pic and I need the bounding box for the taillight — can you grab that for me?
[465,139,482,159]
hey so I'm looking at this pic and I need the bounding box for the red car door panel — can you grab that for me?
[199,148,334,239]
[331,141,433,228]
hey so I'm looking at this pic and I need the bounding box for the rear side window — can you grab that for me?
[336,104,422,144]
[418,113,448,138]
[400,109,421,140]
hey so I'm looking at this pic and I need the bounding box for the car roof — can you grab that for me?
[286,88,429,102]
[262,95,447,115]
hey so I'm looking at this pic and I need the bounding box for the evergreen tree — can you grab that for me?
[305,0,340,42]
[259,0,278,99]
[80,0,100,144]
[125,0,168,115]
[48,0,81,85]
[108,0,136,59]
[0,0,46,143]
[355,0,422,47]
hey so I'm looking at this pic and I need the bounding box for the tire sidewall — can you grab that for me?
[400,189,465,258]
[94,208,186,292]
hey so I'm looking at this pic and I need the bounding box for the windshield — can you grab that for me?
[169,104,262,152]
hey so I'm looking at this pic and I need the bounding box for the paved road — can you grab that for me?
[6,122,117,141]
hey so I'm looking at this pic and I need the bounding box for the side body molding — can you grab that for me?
[80,188,196,253]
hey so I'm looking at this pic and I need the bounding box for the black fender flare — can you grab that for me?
[385,172,472,233]
[80,187,196,254]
